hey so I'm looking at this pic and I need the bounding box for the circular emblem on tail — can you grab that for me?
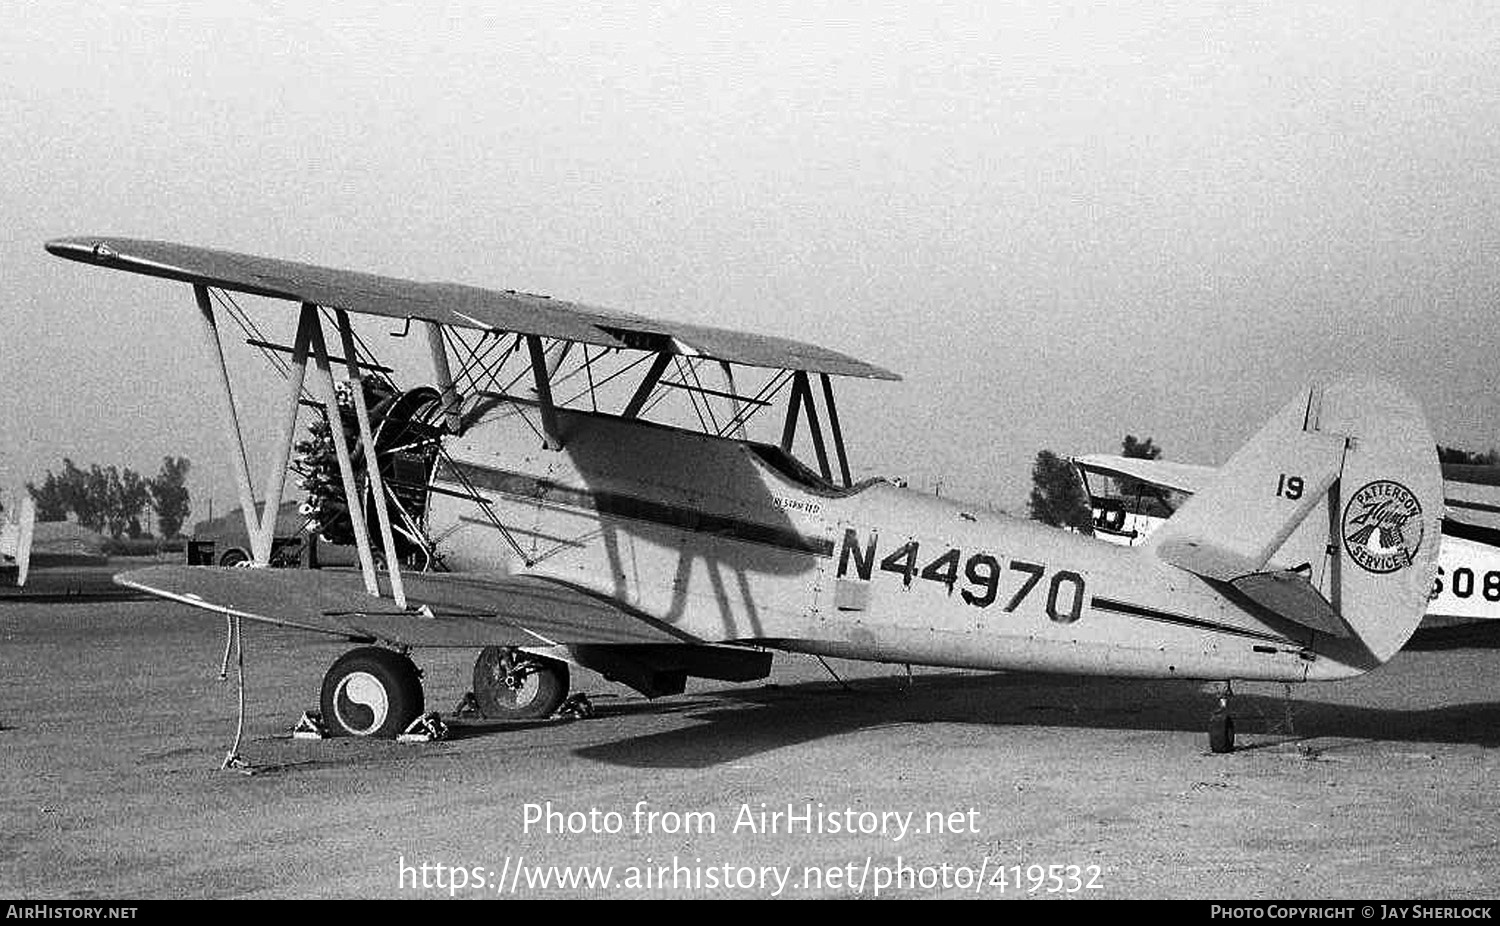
[1342,480,1424,574]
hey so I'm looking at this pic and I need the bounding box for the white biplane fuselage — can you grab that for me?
[437,402,1381,685]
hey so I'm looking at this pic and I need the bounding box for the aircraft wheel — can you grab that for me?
[320,647,424,737]
[1209,712,1235,754]
[472,646,569,719]
[219,548,251,567]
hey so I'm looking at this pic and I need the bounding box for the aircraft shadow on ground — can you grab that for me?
[569,672,1500,769]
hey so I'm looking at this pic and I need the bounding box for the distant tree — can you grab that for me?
[1028,450,1094,534]
[119,467,152,538]
[99,465,128,538]
[26,469,71,521]
[1122,435,1161,461]
[148,456,192,539]
[64,459,107,532]
[1114,435,1162,499]
[27,457,188,537]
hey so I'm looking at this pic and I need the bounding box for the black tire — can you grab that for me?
[1209,713,1235,754]
[320,647,424,737]
[472,646,569,719]
[219,548,251,567]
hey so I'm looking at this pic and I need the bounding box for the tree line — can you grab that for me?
[26,457,192,539]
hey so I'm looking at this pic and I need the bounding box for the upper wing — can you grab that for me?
[44,236,899,381]
[116,564,699,649]
[1072,453,1216,495]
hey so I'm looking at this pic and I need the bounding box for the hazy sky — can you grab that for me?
[3,1,1497,520]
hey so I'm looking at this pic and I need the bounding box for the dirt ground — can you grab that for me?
[2,599,1497,899]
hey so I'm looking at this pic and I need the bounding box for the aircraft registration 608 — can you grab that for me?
[45,236,1444,755]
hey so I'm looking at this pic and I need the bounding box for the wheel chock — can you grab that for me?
[397,712,449,743]
[452,691,482,717]
[555,693,594,721]
[292,711,328,740]
[221,753,256,775]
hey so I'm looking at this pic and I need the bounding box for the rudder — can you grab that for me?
[1320,379,1442,662]
[1148,379,1441,665]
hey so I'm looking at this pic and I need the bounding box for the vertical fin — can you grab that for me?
[1147,385,1347,580]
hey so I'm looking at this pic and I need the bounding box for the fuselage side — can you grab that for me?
[427,406,1366,683]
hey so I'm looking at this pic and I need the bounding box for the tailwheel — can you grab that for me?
[1208,680,1236,754]
[472,646,569,719]
[1209,712,1235,754]
[320,646,424,738]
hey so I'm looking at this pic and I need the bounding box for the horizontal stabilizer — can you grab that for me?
[1229,570,1348,638]
[1148,386,1346,581]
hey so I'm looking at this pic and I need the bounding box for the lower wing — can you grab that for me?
[116,565,698,649]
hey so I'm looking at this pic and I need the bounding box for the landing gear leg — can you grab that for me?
[1209,680,1236,754]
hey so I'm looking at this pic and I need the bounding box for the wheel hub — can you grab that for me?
[333,670,390,735]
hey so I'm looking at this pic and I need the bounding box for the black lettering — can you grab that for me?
[962,554,1000,608]
[837,528,876,580]
[920,548,961,592]
[1454,567,1474,599]
[1005,560,1045,612]
[1047,571,1085,624]
[880,540,920,586]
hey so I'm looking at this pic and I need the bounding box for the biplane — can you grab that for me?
[47,236,1444,754]
[1073,454,1500,623]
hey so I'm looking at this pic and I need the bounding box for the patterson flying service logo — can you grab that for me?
[1342,480,1424,574]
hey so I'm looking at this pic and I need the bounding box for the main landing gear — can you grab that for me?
[1209,680,1236,754]
[316,645,573,737]
[471,646,570,720]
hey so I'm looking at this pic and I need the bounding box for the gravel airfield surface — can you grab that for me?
[3,600,1497,899]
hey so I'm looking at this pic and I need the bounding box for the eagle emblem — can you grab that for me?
[1342,480,1424,574]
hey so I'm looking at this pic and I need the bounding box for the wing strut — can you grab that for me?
[820,373,853,488]
[623,351,674,419]
[191,286,408,606]
[303,304,381,597]
[252,305,316,565]
[336,309,407,609]
[719,361,747,439]
[426,320,463,433]
[525,334,562,449]
[194,284,269,562]
[781,371,834,483]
